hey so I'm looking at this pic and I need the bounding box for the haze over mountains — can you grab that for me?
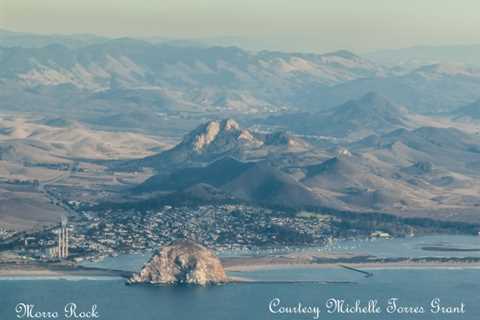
[1,30,480,229]
[1,30,480,131]
[0,39,382,119]
[367,44,480,69]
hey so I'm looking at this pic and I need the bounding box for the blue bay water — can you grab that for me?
[0,269,479,320]
[320,235,480,258]
[79,235,480,272]
[2,235,480,319]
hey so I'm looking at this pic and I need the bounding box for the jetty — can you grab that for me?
[339,264,373,278]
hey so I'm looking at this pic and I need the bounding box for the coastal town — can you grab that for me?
[0,203,338,263]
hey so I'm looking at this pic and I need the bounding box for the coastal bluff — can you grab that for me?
[128,240,228,286]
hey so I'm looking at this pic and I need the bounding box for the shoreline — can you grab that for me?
[224,261,480,272]
[221,253,480,271]
[0,263,132,278]
[1,258,480,279]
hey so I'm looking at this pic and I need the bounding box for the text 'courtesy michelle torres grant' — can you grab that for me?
[268,297,466,319]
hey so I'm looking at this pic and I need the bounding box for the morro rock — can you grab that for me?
[128,240,228,286]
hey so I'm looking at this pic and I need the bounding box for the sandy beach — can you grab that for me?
[0,263,132,278]
[222,253,480,272]
[224,261,480,272]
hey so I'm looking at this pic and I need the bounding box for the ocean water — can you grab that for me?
[0,269,479,319]
[2,236,480,319]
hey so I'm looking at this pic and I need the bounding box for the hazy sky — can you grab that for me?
[1,0,480,53]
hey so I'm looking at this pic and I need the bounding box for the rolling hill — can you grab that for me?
[0,116,171,161]
[135,157,328,208]
[262,92,414,139]
[350,126,480,174]
[452,99,480,120]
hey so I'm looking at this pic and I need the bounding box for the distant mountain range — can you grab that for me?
[0,39,383,115]
[1,31,480,133]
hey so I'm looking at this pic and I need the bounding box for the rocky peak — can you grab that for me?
[182,119,260,154]
[237,129,257,143]
[223,118,240,131]
[139,118,308,171]
[192,121,221,152]
[337,148,353,157]
[128,240,228,286]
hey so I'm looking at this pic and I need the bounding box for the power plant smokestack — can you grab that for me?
[55,217,69,259]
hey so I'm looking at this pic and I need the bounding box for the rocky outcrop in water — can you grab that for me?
[128,240,228,286]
